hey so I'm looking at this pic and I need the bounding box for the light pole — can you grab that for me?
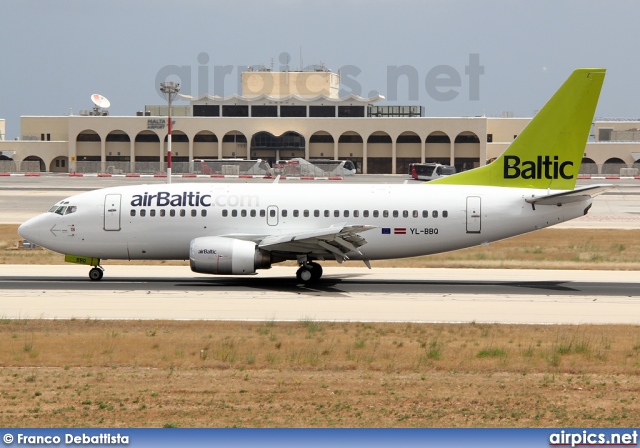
[160,81,180,184]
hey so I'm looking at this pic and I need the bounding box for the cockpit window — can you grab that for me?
[48,205,77,215]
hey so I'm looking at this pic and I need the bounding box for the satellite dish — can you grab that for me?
[91,94,111,109]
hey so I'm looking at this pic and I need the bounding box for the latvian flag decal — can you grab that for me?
[394,228,407,234]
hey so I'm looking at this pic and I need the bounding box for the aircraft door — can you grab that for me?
[104,194,122,231]
[267,205,279,226]
[466,196,481,233]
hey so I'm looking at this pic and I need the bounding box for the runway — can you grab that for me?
[1,265,639,324]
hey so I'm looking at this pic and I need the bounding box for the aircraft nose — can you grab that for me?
[18,215,47,246]
[18,220,33,241]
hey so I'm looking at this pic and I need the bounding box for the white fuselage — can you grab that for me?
[18,182,591,263]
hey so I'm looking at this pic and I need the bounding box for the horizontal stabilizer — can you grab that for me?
[525,185,612,206]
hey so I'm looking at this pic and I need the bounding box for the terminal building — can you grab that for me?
[0,68,639,176]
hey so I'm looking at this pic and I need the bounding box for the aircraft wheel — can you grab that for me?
[89,267,103,281]
[308,262,323,281]
[296,265,314,283]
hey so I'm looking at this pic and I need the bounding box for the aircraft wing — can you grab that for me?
[525,185,612,206]
[257,224,377,262]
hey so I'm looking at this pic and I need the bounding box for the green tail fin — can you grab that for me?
[431,68,606,189]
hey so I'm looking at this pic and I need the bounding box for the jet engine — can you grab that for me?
[189,236,271,275]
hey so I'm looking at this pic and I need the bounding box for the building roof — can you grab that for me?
[181,92,385,104]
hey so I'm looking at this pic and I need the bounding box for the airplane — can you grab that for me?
[18,68,609,283]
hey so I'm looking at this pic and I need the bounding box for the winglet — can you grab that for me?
[431,68,606,190]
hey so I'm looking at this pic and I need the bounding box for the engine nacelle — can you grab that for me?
[189,236,271,275]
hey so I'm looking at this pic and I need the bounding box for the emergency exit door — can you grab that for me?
[267,205,279,226]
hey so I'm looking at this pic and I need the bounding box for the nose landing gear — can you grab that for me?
[64,255,104,281]
[89,266,104,281]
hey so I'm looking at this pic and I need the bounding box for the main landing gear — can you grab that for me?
[89,266,104,281]
[296,262,323,284]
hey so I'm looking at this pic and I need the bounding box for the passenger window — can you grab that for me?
[403,211,408,218]
[160,209,166,217]
[393,211,399,218]
[270,209,276,218]
[314,210,320,217]
[260,210,266,218]
[191,209,197,217]
[344,210,349,217]
[241,209,247,217]
[432,210,438,218]
[282,210,288,217]
[363,210,369,218]
[324,210,330,217]
[180,209,186,217]
[250,210,256,217]
[150,209,156,217]
[413,210,418,218]
[304,210,309,217]
[170,209,176,217]
[334,210,339,217]
[232,210,238,217]
[140,209,146,217]
[443,211,448,218]
[383,210,389,218]
[422,210,428,218]
[373,210,379,218]
[354,210,359,218]
[201,210,207,217]
[222,210,228,217]
[293,210,299,217]
[130,210,136,217]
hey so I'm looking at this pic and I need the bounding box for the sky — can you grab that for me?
[1,0,639,139]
